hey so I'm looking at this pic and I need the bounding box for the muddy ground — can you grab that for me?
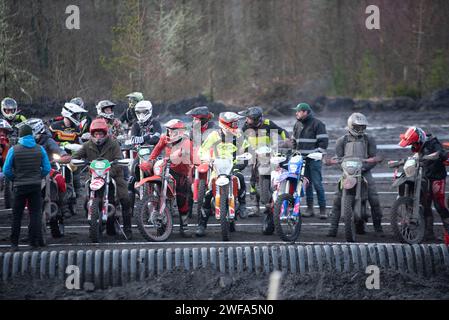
[1,268,449,300]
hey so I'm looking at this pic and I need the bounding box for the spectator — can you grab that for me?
[3,124,51,251]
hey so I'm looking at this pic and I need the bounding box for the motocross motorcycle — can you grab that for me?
[270,152,321,242]
[329,156,381,242]
[388,152,440,244]
[134,157,175,242]
[192,158,213,220]
[211,153,252,241]
[71,158,131,243]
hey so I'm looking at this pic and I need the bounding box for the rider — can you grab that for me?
[96,100,123,139]
[1,98,27,143]
[141,119,194,237]
[22,118,73,218]
[120,92,144,128]
[73,118,133,239]
[0,120,14,182]
[195,112,250,237]
[326,113,384,237]
[50,102,87,213]
[71,97,92,138]
[239,106,289,219]
[128,100,162,193]
[186,106,215,138]
[399,127,449,242]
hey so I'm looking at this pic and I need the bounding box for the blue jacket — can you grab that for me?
[3,135,51,182]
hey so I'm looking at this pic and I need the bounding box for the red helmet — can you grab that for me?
[90,118,109,145]
[399,127,426,148]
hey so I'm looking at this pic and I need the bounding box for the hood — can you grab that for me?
[18,135,37,148]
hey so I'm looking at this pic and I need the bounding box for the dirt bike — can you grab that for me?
[270,152,321,242]
[388,152,440,244]
[134,157,175,242]
[211,153,252,241]
[329,156,381,242]
[71,158,131,243]
[192,158,213,220]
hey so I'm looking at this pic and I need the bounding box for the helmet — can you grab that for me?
[135,100,153,124]
[219,112,243,136]
[0,119,13,132]
[126,92,144,108]
[96,100,116,120]
[89,118,109,146]
[399,127,427,151]
[1,98,18,121]
[164,119,186,143]
[348,113,368,137]
[61,102,87,126]
[239,106,263,128]
[23,118,46,138]
[70,97,85,109]
[186,106,214,120]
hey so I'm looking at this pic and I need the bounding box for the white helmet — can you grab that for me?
[347,113,368,137]
[96,100,116,120]
[1,98,18,121]
[61,102,87,126]
[23,118,46,137]
[135,100,153,124]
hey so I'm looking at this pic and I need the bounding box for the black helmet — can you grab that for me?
[239,106,263,128]
[186,106,213,125]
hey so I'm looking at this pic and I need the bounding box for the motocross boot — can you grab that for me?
[122,206,133,240]
[319,206,328,220]
[179,214,192,238]
[303,204,315,218]
[196,208,210,237]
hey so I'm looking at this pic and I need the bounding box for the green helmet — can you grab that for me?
[126,92,144,108]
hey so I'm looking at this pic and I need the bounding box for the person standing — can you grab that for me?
[3,124,51,251]
[292,103,329,219]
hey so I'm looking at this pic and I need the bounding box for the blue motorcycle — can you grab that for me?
[271,152,322,242]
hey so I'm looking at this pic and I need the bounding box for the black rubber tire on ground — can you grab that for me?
[49,216,64,238]
[4,180,13,209]
[262,213,275,235]
[137,197,174,242]
[219,185,230,241]
[89,198,102,243]
[196,180,207,219]
[343,193,356,242]
[273,193,302,242]
[391,196,425,245]
[259,176,272,205]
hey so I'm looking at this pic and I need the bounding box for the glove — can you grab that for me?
[140,160,153,173]
[132,136,144,145]
[81,133,91,141]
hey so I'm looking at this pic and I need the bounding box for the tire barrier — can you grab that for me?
[1,244,448,290]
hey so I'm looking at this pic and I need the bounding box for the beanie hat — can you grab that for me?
[19,124,33,138]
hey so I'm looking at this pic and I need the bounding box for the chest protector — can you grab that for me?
[344,134,368,159]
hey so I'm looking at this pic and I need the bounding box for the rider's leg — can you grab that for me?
[327,185,342,237]
[196,191,213,237]
[430,179,449,238]
[365,172,384,235]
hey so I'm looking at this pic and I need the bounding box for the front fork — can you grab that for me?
[413,168,423,220]
[215,176,236,220]
[87,177,110,223]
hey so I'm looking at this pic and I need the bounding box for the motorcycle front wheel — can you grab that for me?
[273,193,302,242]
[391,196,425,244]
[137,196,174,242]
[89,198,103,243]
[343,192,357,242]
[219,185,230,241]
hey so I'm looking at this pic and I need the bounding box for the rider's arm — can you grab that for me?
[269,120,289,140]
[72,144,87,160]
[199,131,219,160]
[143,120,162,145]
[234,138,250,172]
[47,138,68,157]
[335,136,345,158]
[149,135,168,160]
[364,136,378,172]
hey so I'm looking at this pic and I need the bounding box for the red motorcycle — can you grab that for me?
[135,157,176,242]
[192,159,212,218]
